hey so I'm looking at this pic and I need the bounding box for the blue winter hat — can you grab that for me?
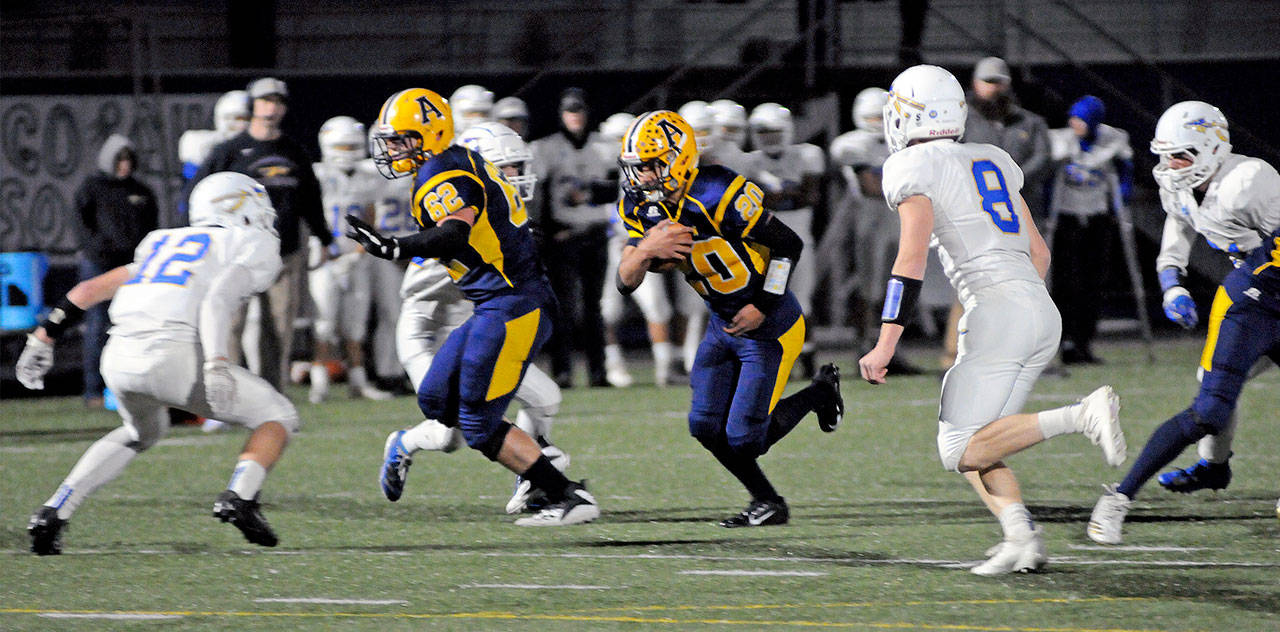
[1068,95,1105,131]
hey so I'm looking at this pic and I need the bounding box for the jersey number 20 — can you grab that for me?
[971,160,1019,234]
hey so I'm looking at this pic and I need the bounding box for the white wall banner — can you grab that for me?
[1,94,219,253]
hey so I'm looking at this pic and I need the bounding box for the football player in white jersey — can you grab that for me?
[178,90,249,180]
[825,87,894,332]
[307,116,392,403]
[746,103,825,375]
[1086,101,1280,521]
[856,65,1127,575]
[383,121,568,514]
[706,99,754,174]
[449,84,495,135]
[596,111,678,387]
[19,173,299,554]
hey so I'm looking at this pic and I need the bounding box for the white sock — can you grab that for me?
[227,460,268,500]
[310,364,330,391]
[349,365,370,388]
[604,344,624,367]
[997,503,1034,541]
[652,341,673,374]
[45,431,139,520]
[1037,402,1082,439]
[401,419,458,453]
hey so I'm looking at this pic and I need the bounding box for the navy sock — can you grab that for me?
[700,436,780,502]
[521,455,572,503]
[1117,409,1208,499]
[765,384,820,447]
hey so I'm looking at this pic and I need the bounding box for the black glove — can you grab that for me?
[345,214,400,260]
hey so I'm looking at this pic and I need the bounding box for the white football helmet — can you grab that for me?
[493,96,528,121]
[678,101,715,153]
[1150,100,1231,192]
[188,172,277,234]
[456,121,537,201]
[883,65,966,153]
[852,87,888,133]
[708,99,748,149]
[214,90,250,137]
[318,116,368,170]
[599,112,637,147]
[749,102,794,156]
[449,84,495,134]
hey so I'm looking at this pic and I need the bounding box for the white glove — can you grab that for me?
[203,359,237,413]
[16,333,54,390]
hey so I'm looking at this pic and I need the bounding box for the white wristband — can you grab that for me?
[763,258,792,295]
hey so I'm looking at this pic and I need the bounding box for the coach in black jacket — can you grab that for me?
[192,77,333,389]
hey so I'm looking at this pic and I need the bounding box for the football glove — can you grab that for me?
[203,359,237,413]
[345,214,400,260]
[16,333,54,390]
[1162,286,1198,329]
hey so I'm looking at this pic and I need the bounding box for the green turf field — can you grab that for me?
[2,337,1278,631]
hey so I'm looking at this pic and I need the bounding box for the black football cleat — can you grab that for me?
[1157,458,1232,494]
[213,490,278,547]
[28,506,67,556]
[812,363,844,433]
[719,498,790,528]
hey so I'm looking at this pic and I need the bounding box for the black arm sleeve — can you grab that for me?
[295,151,333,247]
[394,219,471,261]
[748,213,803,262]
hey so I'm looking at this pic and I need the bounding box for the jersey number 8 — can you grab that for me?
[971,160,1019,234]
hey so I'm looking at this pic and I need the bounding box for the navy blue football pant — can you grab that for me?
[688,294,805,458]
[418,288,555,460]
[1118,281,1280,498]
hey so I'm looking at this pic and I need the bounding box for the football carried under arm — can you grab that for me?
[616,219,694,295]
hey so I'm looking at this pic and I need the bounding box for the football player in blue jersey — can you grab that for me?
[1089,226,1280,542]
[344,88,598,526]
[615,110,845,527]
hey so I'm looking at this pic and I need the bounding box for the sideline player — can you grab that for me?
[19,173,299,553]
[347,89,597,526]
[857,65,1126,575]
[308,115,392,402]
[1135,102,1280,494]
[746,103,825,375]
[1087,103,1280,543]
[178,90,249,181]
[616,110,844,527]
[386,121,569,514]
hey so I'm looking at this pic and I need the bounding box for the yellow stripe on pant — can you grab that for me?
[486,308,541,401]
[767,315,806,412]
[1200,286,1233,372]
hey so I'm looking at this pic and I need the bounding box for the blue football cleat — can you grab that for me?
[379,430,413,502]
[1157,458,1231,493]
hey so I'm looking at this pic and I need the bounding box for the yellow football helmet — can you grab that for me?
[371,88,453,178]
[618,110,699,203]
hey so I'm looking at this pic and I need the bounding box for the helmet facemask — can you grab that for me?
[620,151,677,203]
[371,129,427,179]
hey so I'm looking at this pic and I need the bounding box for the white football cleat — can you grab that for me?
[505,445,571,514]
[1078,385,1126,467]
[1087,484,1132,545]
[971,526,1046,576]
[514,482,599,527]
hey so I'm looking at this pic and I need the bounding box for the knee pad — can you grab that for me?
[726,418,767,457]
[466,421,512,461]
[1188,398,1233,435]
[313,320,338,345]
[688,413,724,445]
[417,391,456,427]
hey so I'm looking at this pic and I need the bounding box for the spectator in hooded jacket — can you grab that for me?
[74,133,160,406]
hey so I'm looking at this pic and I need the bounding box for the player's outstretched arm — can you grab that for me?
[16,265,130,389]
[859,195,933,384]
[1020,194,1051,280]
